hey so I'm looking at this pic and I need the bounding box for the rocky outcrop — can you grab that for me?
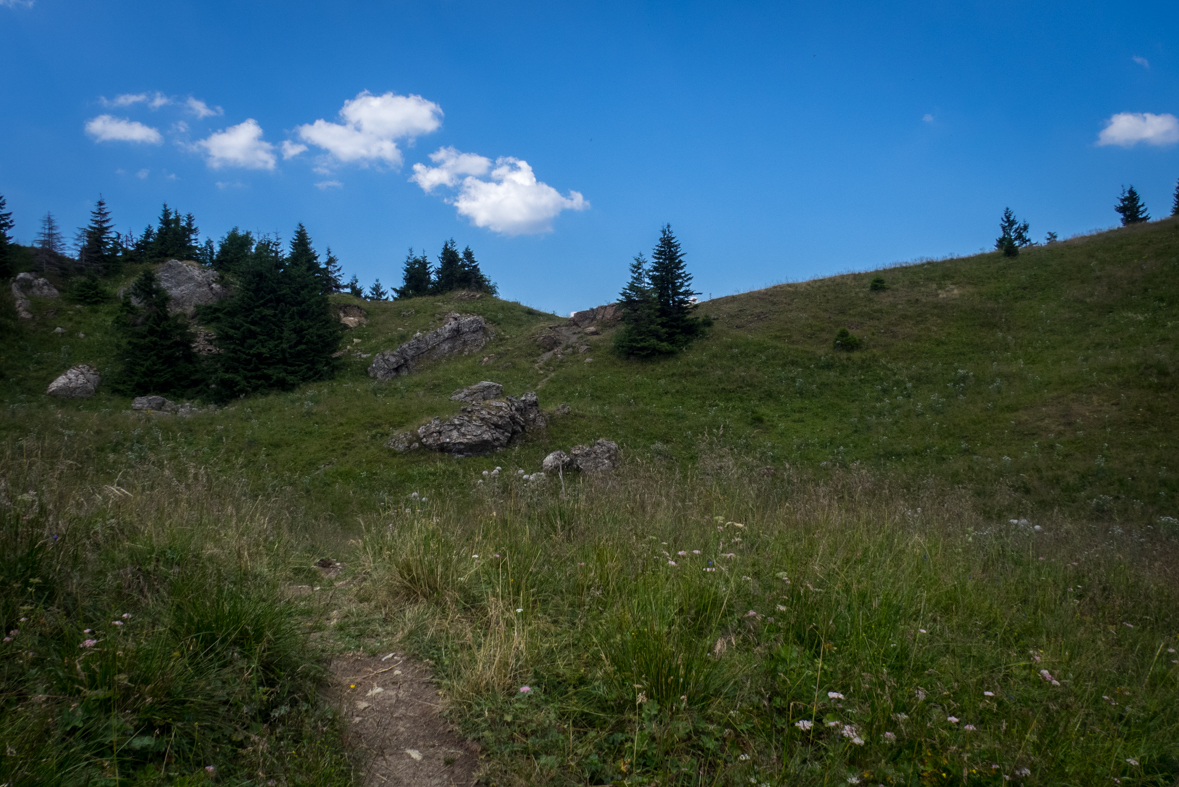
[543,439,620,474]
[11,272,60,320]
[569,303,621,329]
[47,365,100,398]
[417,392,545,456]
[120,260,227,316]
[387,431,422,453]
[334,303,367,328]
[451,381,503,403]
[131,396,213,416]
[368,312,491,380]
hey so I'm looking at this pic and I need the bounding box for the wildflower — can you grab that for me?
[112,620,123,626]
[1015,767,1031,777]
[964,724,976,731]
[121,613,131,619]
[947,716,959,723]
[519,686,531,693]
[2,637,10,643]
[828,691,845,700]
[472,554,479,558]
[827,720,841,727]
[667,560,677,566]
[794,719,813,731]
[1168,648,1176,654]
[738,754,749,761]
[1125,758,1138,766]
[677,551,687,556]
[83,629,91,634]
[777,605,787,611]
[847,776,861,784]
[7,630,16,637]
[723,553,736,558]
[19,617,27,622]
[692,550,701,554]
[1123,622,1133,628]
[919,628,927,634]
[984,691,994,697]
[515,608,523,613]
[80,639,98,648]
[915,688,926,701]
[893,712,908,721]
[206,765,215,773]
[746,610,759,617]
[884,731,896,741]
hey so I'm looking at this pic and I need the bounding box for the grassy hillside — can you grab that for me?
[2,219,1177,786]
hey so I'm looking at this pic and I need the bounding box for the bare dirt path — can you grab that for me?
[323,652,480,787]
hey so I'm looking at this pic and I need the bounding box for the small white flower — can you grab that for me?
[1125,758,1138,766]
[984,691,994,697]
[947,716,958,723]
[515,608,523,613]
[737,753,749,761]
[827,691,845,700]
[794,719,813,731]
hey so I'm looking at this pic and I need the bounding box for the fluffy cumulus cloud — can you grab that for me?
[1097,112,1179,147]
[185,97,223,118]
[294,91,443,167]
[282,140,308,159]
[196,119,276,170]
[412,147,588,235]
[85,115,163,144]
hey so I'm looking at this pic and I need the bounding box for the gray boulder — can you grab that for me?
[542,450,572,474]
[132,395,179,413]
[569,303,621,329]
[369,312,492,380]
[47,364,100,398]
[120,260,226,316]
[11,272,60,320]
[417,392,545,456]
[334,303,367,328]
[451,381,503,403]
[569,439,620,473]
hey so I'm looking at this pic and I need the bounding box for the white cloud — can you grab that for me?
[295,90,443,167]
[186,97,223,118]
[1096,112,1179,147]
[1133,55,1150,69]
[215,181,246,190]
[282,140,308,159]
[0,0,36,9]
[411,146,491,192]
[922,113,934,123]
[137,169,149,179]
[172,121,189,134]
[315,180,343,190]
[85,115,164,144]
[102,92,171,109]
[196,119,277,170]
[412,148,588,235]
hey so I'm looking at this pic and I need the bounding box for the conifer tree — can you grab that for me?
[279,224,342,384]
[324,247,344,293]
[347,274,363,298]
[0,194,13,280]
[394,248,432,299]
[433,239,463,293]
[995,208,1031,256]
[111,270,199,396]
[613,252,671,358]
[1115,186,1150,225]
[368,279,388,300]
[213,227,255,275]
[35,212,68,274]
[79,196,120,276]
[213,239,290,398]
[1172,178,1178,217]
[647,224,701,347]
[460,245,497,294]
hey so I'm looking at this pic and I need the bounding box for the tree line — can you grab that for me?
[350,239,496,301]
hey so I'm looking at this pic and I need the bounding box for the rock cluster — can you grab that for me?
[542,439,620,474]
[11,272,60,320]
[47,364,100,398]
[369,312,491,381]
[568,303,621,329]
[334,303,367,328]
[130,396,210,416]
[418,392,545,456]
[450,381,503,403]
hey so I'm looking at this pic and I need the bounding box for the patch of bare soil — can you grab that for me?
[324,652,480,787]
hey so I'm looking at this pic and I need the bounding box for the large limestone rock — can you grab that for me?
[120,260,227,316]
[568,439,620,472]
[47,364,100,398]
[569,303,621,329]
[417,392,545,456]
[542,450,571,473]
[11,272,60,320]
[368,312,491,380]
[132,395,179,413]
[451,381,503,403]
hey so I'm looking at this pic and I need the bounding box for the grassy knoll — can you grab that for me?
[1,218,1177,785]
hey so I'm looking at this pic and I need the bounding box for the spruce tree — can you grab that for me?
[35,212,67,274]
[213,227,255,275]
[1115,186,1150,225]
[647,224,700,347]
[1172,178,1178,217]
[613,252,671,358]
[460,245,497,294]
[0,194,13,280]
[213,239,291,398]
[434,239,462,293]
[324,247,344,293]
[347,274,363,298]
[279,224,342,384]
[111,270,199,396]
[80,197,120,277]
[367,279,388,300]
[995,208,1031,256]
[394,248,432,299]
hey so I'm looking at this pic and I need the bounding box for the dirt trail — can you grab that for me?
[324,652,480,787]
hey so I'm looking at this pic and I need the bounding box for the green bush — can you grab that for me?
[833,327,861,351]
[869,276,888,291]
[67,274,111,305]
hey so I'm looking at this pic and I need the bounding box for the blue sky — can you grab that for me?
[2,1,1177,315]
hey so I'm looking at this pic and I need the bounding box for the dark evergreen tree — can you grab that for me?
[324,247,344,293]
[145,204,201,260]
[68,274,112,305]
[394,248,433,299]
[279,224,342,383]
[459,245,497,294]
[35,212,69,274]
[647,224,701,347]
[433,239,463,293]
[212,239,290,398]
[347,274,363,298]
[213,227,255,275]
[197,238,215,267]
[1172,178,1178,217]
[995,208,1031,256]
[613,252,671,358]
[1115,186,1150,226]
[79,196,121,276]
[1044,232,1059,244]
[111,270,199,396]
[0,194,13,280]
[367,279,388,300]
[287,224,329,296]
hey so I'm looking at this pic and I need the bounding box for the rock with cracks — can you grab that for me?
[417,392,545,456]
[542,450,571,473]
[450,381,503,403]
[334,303,368,328]
[11,272,60,320]
[47,364,100,398]
[369,312,491,380]
[568,439,620,472]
